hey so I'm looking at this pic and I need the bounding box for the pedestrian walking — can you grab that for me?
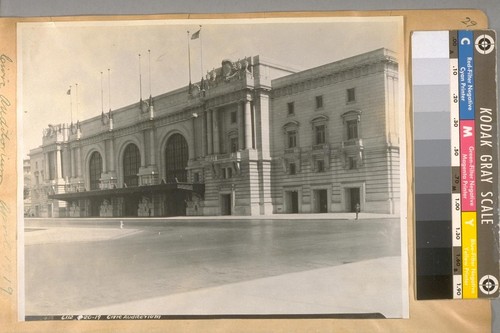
[355,203,360,220]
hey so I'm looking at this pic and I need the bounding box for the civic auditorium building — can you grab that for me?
[28,48,400,218]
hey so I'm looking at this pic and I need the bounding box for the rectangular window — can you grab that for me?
[230,137,238,153]
[222,167,232,179]
[193,172,200,183]
[315,125,326,145]
[287,102,295,115]
[347,88,356,103]
[226,167,233,179]
[230,111,237,124]
[315,95,323,109]
[289,162,296,175]
[287,130,297,148]
[347,120,358,140]
[349,157,358,170]
[316,159,325,172]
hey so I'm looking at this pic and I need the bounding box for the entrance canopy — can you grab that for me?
[49,182,205,202]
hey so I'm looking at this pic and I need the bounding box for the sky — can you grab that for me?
[19,17,402,157]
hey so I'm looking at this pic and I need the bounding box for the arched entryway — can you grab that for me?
[165,133,189,216]
[165,133,188,182]
[88,151,103,216]
[89,151,102,191]
[123,143,141,216]
[123,143,140,187]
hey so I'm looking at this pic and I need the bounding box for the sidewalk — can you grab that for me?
[25,212,399,226]
[156,212,398,220]
[24,227,141,245]
[79,256,405,318]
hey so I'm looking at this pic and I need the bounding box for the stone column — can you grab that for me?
[70,148,76,178]
[56,148,63,180]
[192,115,197,158]
[207,109,213,155]
[212,108,220,154]
[76,147,82,178]
[141,132,147,167]
[238,101,245,150]
[149,129,156,165]
[63,146,72,180]
[257,93,271,158]
[108,139,115,172]
[101,147,108,174]
[244,99,253,149]
[201,111,207,156]
[251,101,257,149]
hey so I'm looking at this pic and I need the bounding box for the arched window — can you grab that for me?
[341,110,362,142]
[282,120,300,149]
[165,133,188,182]
[310,115,329,146]
[123,144,140,187]
[89,151,102,190]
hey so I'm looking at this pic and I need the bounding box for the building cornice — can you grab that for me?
[272,49,398,99]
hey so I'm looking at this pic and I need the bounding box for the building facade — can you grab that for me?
[270,49,400,215]
[28,48,400,218]
[23,158,33,216]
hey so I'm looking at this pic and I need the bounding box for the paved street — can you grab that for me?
[23,216,405,317]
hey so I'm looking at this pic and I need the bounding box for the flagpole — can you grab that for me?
[199,25,203,79]
[75,83,79,122]
[148,49,152,98]
[69,85,73,124]
[139,53,143,103]
[108,68,113,130]
[108,69,111,112]
[187,31,192,92]
[100,71,104,115]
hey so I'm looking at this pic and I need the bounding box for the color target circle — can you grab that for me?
[475,34,495,55]
[479,275,499,295]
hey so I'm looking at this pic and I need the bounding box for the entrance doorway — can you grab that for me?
[165,192,187,216]
[347,187,361,212]
[124,195,141,217]
[47,204,52,218]
[285,190,299,213]
[90,200,100,217]
[314,189,328,213]
[221,194,232,215]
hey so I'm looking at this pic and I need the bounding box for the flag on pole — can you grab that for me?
[191,29,200,40]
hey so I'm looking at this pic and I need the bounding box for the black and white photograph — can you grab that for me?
[19,16,408,319]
